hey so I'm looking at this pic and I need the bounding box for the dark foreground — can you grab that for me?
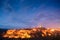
[0,36,60,40]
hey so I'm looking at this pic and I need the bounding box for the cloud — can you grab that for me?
[0,0,60,29]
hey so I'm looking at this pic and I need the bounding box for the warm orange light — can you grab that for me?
[3,29,32,38]
[32,28,37,31]
[3,27,59,38]
[3,35,8,38]
[42,34,45,37]
[48,34,51,36]
[6,30,15,34]
[50,29,55,32]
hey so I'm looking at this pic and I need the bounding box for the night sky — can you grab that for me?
[0,0,60,29]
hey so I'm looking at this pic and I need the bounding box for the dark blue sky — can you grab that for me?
[0,0,60,29]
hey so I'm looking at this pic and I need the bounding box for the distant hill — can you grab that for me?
[0,28,7,34]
